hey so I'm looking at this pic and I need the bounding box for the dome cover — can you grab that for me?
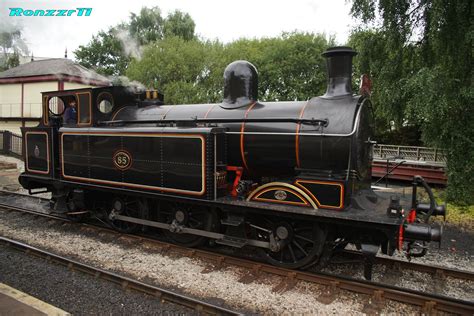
[221,60,258,109]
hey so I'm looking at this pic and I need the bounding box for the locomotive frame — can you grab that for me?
[18,47,444,278]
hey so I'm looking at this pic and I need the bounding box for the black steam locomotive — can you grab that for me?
[19,47,444,277]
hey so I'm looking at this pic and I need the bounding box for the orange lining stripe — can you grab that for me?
[77,91,92,126]
[61,132,206,196]
[294,179,345,209]
[111,106,128,121]
[25,131,50,175]
[43,96,49,126]
[240,102,257,172]
[253,187,310,207]
[295,101,309,168]
[203,104,216,119]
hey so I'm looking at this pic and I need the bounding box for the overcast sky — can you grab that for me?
[1,0,356,60]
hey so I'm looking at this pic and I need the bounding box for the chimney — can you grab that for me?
[321,46,357,98]
[65,47,68,58]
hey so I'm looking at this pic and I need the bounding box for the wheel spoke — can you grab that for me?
[294,227,311,233]
[295,234,314,244]
[162,205,213,248]
[293,240,308,257]
[189,218,203,228]
[288,244,297,263]
[262,220,324,269]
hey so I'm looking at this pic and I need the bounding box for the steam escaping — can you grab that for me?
[110,75,146,93]
[0,20,30,57]
[115,28,142,59]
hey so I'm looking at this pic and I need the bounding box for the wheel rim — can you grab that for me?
[65,192,89,222]
[256,217,326,269]
[107,197,144,233]
[160,204,214,247]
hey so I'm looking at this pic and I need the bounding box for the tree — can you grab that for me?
[349,0,473,203]
[126,36,220,104]
[163,10,196,41]
[74,27,131,76]
[348,29,422,141]
[74,6,197,76]
[129,7,164,45]
[0,26,28,71]
[126,32,333,105]
[5,51,20,69]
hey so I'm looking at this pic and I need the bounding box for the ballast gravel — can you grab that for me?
[0,243,194,315]
[0,210,422,314]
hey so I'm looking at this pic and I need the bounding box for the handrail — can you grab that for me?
[373,157,406,187]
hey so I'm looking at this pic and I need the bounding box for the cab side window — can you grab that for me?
[48,97,65,116]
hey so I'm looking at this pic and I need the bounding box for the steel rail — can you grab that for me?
[339,250,474,282]
[1,193,473,314]
[0,203,65,221]
[0,236,241,316]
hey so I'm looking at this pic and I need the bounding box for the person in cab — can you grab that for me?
[63,99,77,124]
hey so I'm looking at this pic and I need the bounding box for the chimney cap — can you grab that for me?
[322,46,357,58]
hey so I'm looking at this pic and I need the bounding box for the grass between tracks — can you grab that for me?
[426,188,474,229]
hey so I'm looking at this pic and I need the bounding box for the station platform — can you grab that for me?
[0,283,69,315]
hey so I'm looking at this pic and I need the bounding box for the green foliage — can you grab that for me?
[126,37,219,104]
[129,7,164,45]
[0,27,28,71]
[349,0,473,203]
[74,28,131,76]
[74,7,197,76]
[5,51,20,69]
[163,11,196,41]
[126,33,333,105]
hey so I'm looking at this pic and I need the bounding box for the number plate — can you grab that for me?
[113,150,132,170]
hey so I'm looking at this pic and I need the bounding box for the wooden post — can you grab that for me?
[3,131,11,154]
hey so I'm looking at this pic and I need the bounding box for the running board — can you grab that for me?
[112,214,271,250]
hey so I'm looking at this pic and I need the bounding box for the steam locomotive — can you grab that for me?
[19,46,444,278]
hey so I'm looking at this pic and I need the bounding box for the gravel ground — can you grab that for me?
[0,155,51,198]
[0,243,194,315]
[319,259,473,301]
[317,221,474,301]
[0,210,421,314]
[1,154,472,311]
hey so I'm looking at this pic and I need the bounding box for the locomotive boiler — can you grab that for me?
[18,46,444,277]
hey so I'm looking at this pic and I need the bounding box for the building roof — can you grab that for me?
[0,58,110,85]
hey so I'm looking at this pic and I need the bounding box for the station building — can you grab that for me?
[0,58,110,134]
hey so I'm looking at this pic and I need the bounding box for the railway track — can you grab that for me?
[335,250,474,282]
[0,236,241,316]
[1,191,473,314]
